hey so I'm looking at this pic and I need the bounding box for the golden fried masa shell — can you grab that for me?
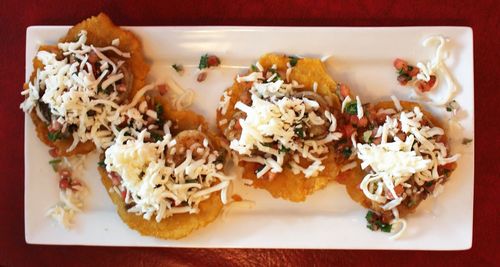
[336,101,455,218]
[26,13,149,157]
[216,53,341,202]
[99,100,224,239]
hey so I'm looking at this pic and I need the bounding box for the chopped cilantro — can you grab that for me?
[294,127,305,138]
[365,210,393,233]
[424,181,434,187]
[279,145,290,153]
[342,147,352,158]
[150,131,163,142]
[345,101,358,115]
[251,64,258,72]
[378,222,392,233]
[198,54,209,69]
[47,131,61,142]
[288,56,299,67]
[49,158,62,171]
[98,160,106,168]
[365,210,375,221]
[268,68,281,82]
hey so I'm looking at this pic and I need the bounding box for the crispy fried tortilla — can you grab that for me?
[99,99,225,239]
[26,13,149,157]
[336,101,456,218]
[217,53,341,202]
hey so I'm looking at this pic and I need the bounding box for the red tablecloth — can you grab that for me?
[1,0,498,266]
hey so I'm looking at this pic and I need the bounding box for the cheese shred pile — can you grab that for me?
[20,30,137,151]
[229,67,342,178]
[104,127,233,222]
[357,106,460,211]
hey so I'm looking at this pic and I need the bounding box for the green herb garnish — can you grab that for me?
[49,158,62,171]
[185,179,198,183]
[294,127,305,138]
[150,131,163,142]
[342,147,352,158]
[47,131,61,142]
[251,65,258,72]
[279,145,291,153]
[365,210,375,221]
[289,56,299,67]
[378,222,392,233]
[98,160,106,168]
[198,54,209,69]
[345,101,358,115]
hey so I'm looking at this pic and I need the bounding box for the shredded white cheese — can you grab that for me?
[20,30,135,152]
[357,106,459,211]
[227,67,341,178]
[46,155,88,229]
[104,128,233,222]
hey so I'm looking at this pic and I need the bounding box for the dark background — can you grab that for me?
[1,0,498,266]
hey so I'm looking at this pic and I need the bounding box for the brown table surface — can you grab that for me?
[1,0,498,266]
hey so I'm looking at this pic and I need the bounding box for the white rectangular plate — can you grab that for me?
[25,26,474,249]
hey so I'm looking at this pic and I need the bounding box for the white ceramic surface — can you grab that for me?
[24,26,474,249]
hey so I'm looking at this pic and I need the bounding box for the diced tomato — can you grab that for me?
[417,75,437,92]
[349,115,359,125]
[386,185,403,200]
[121,189,127,200]
[344,124,356,137]
[340,84,351,98]
[394,184,404,196]
[233,120,242,130]
[48,120,62,132]
[358,117,368,127]
[207,55,221,67]
[197,71,208,82]
[88,51,98,64]
[393,58,408,72]
[397,74,410,85]
[59,169,71,180]
[109,172,122,186]
[59,178,70,190]
[408,66,420,77]
[49,148,60,158]
[372,137,381,145]
[157,83,168,95]
[231,194,243,202]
